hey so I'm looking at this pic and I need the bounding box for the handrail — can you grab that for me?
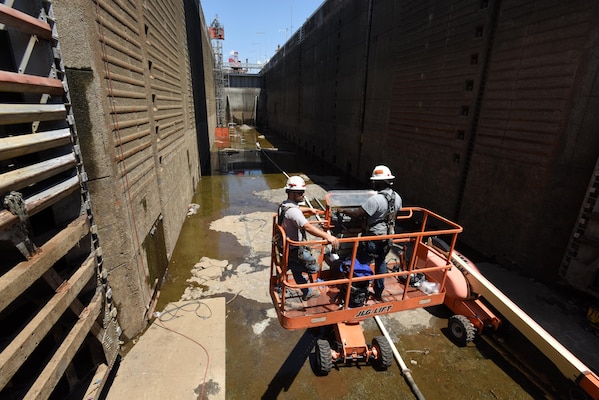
[270,207,463,314]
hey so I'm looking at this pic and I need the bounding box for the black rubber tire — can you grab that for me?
[315,339,333,375]
[448,314,476,346]
[372,336,393,369]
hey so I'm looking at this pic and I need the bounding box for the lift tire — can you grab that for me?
[372,336,393,370]
[315,339,333,375]
[448,314,476,346]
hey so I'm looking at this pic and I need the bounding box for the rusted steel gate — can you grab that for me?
[0,1,119,399]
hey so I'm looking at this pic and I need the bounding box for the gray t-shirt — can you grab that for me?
[361,188,402,235]
[278,200,307,245]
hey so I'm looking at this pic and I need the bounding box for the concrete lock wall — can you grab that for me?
[262,0,599,288]
[53,0,209,338]
[196,1,221,173]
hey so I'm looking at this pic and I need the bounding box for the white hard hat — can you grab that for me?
[370,165,395,180]
[284,176,306,191]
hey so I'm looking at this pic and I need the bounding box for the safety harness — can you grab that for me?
[381,190,397,235]
[360,190,397,259]
[277,202,307,241]
[277,202,318,273]
[366,190,397,235]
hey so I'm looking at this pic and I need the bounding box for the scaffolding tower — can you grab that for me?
[209,16,226,128]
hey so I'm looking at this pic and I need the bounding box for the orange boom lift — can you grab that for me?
[269,190,599,399]
[270,190,462,374]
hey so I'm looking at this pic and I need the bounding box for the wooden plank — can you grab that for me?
[0,176,80,230]
[0,214,89,314]
[18,175,80,217]
[0,103,67,125]
[83,363,109,400]
[0,3,53,40]
[0,152,77,194]
[0,70,64,95]
[43,268,103,338]
[0,252,97,390]
[24,290,103,400]
[0,128,71,161]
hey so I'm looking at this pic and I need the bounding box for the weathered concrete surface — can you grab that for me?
[53,0,206,339]
[262,0,599,294]
[105,298,226,400]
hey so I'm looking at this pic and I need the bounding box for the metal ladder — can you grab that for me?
[559,156,599,291]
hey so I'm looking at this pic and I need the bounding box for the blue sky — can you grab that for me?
[200,0,324,65]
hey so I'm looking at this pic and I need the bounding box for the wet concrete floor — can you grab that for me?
[151,126,594,400]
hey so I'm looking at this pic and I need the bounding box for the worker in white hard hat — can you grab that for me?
[278,176,339,301]
[339,165,402,301]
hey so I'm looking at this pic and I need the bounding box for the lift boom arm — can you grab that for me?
[451,254,599,399]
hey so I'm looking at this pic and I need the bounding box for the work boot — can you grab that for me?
[371,291,383,302]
